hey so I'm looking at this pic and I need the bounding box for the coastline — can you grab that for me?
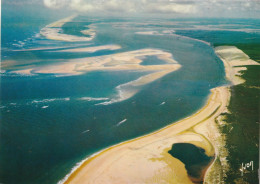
[62,84,229,183]
[62,85,229,183]
[60,45,259,184]
[2,11,259,184]
[212,45,260,183]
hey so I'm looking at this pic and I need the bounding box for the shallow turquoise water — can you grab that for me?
[2,16,258,184]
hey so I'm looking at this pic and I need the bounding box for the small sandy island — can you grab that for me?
[60,46,259,184]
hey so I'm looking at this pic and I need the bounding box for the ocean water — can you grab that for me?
[2,15,259,184]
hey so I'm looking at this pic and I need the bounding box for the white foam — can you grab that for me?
[95,77,144,105]
[116,119,127,126]
[41,106,49,109]
[12,41,25,48]
[32,99,56,103]
[35,33,41,38]
[136,30,175,36]
[31,98,70,104]
[159,102,166,105]
[64,97,70,101]
[79,97,109,101]
[57,150,104,184]
[95,100,115,106]
[94,84,135,105]
[82,130,90,134]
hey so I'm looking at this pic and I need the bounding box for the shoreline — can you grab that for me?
[60,46,259,183]
[62,86,229,184]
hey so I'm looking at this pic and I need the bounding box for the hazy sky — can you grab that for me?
[3,0,260,18]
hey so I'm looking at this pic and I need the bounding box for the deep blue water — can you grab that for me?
[2,15,259,184]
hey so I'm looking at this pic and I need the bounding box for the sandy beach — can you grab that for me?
[215,46,260,85]
[63,86,229,184]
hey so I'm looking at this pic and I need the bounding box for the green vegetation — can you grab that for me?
[217,43,260,184]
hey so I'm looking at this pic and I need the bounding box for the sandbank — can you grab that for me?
[10,68,34,75]
[45,15,77,28]
[14,48,180,81]
[12,48,180,103]
[40,27,95,42]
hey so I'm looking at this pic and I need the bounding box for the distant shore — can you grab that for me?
[40,15,96,42]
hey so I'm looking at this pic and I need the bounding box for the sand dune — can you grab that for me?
[215,46,260,85]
